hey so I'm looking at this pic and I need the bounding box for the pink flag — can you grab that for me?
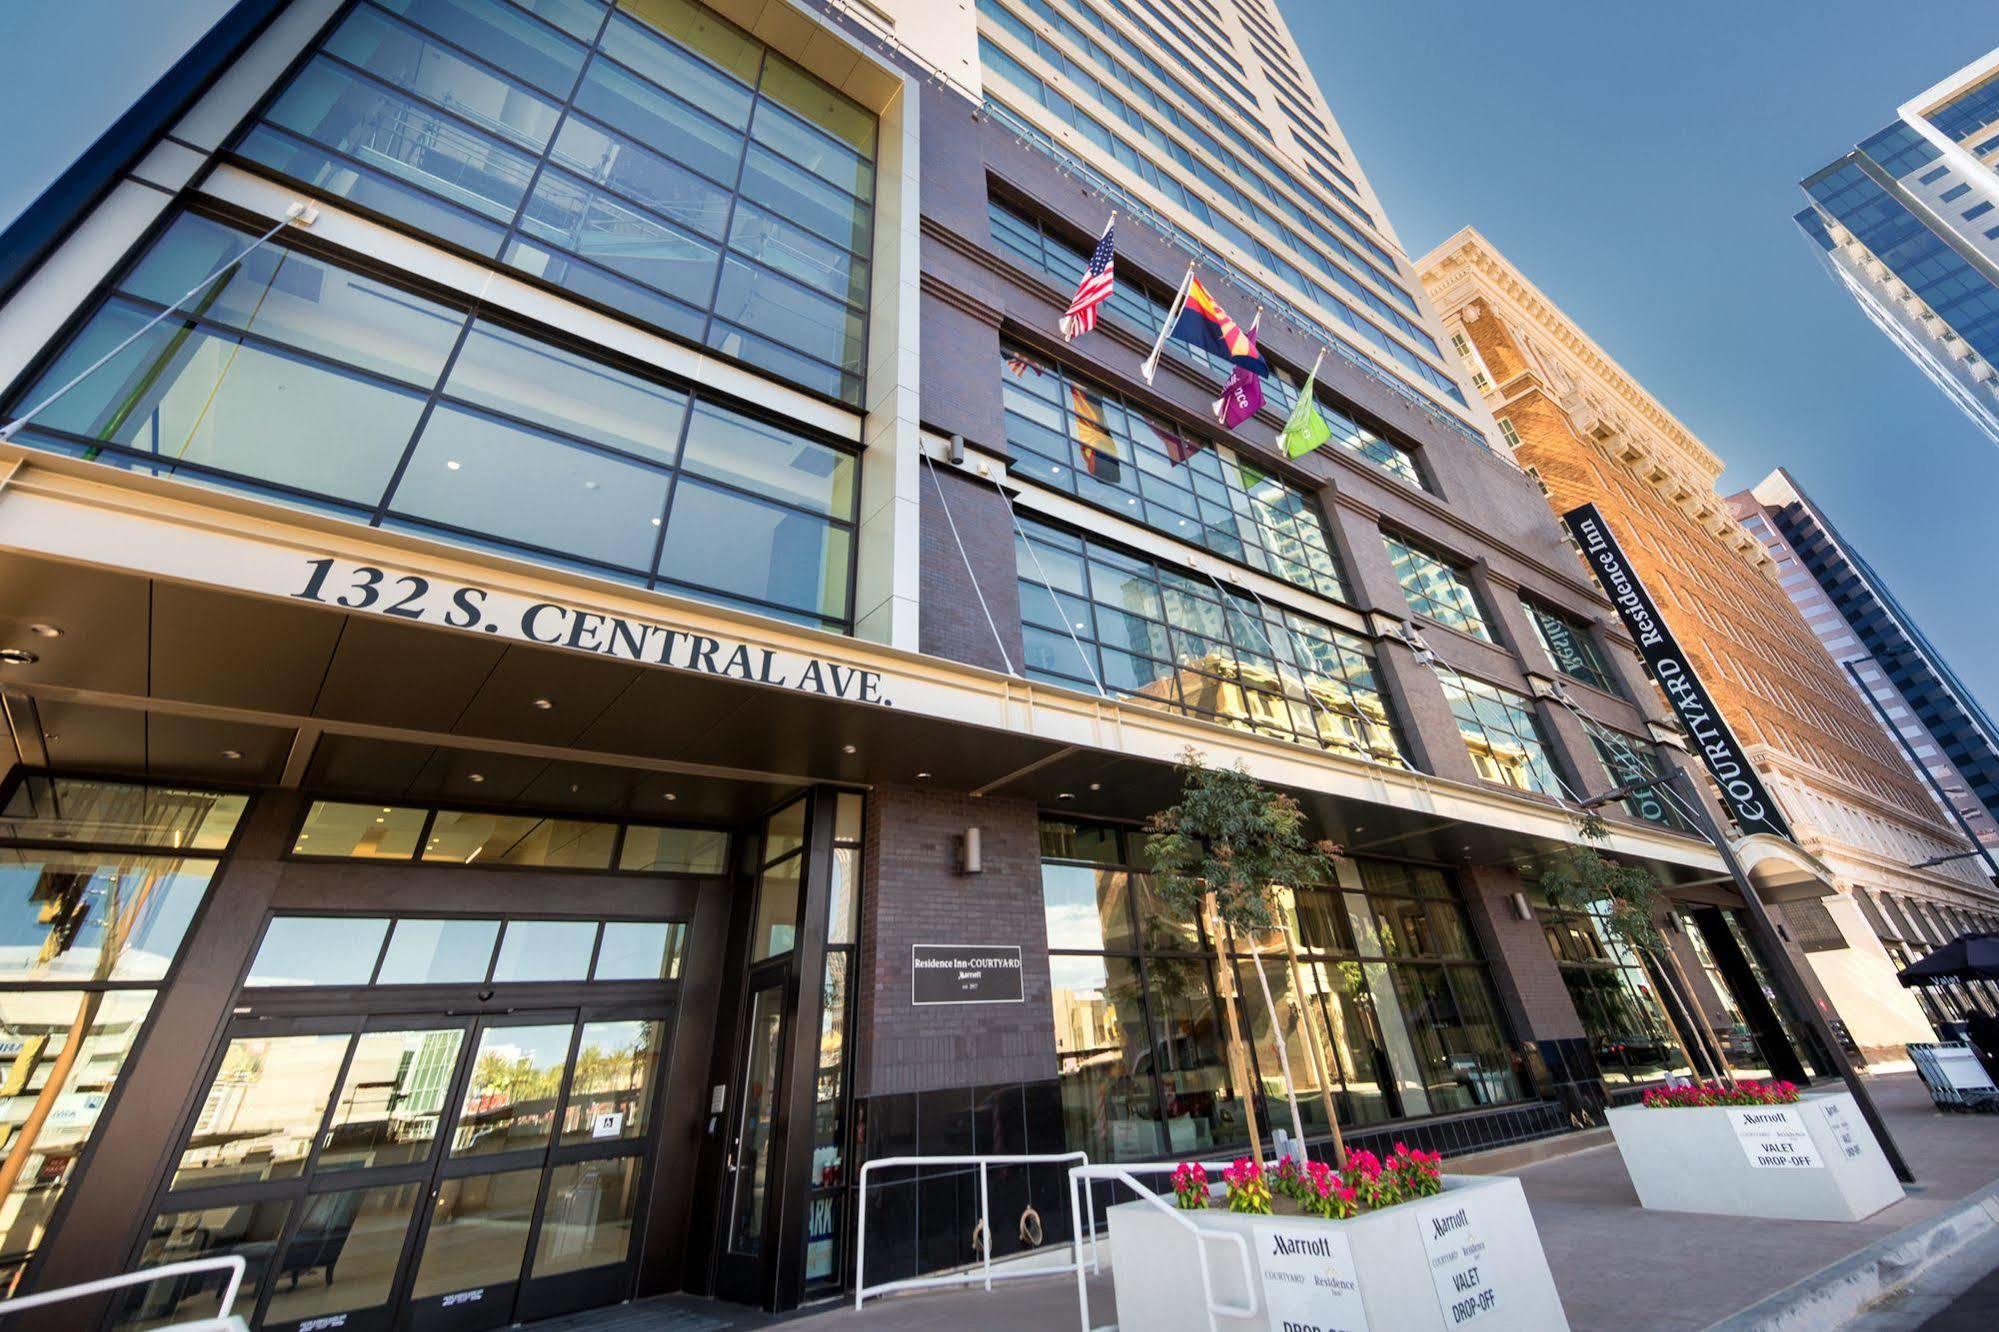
[1213,364,1264,430]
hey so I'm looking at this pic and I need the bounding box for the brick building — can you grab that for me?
[1420,227,1999,1061]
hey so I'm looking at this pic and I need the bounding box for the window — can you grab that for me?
[1014,517,1407,766]
[1523,601,1619,695]
[750,798,806,961]
[1586,732,1693,832]
[6,212,860,631]
[1438,673,1565,797]
[1001,346,1349,600]
[1450,331,1492,392]
[1039,822,1523,1162]
[292,799,728,872]
[1964,201,1994,222]
[806,792,863,1291]
[1383,534,1489,640]
[1538,895,1692,1085]
[244,913,685,988]
[0,777,244,1289]
[1940,182,1974,203]
[234,0,875,403]
[1497,418,1522,449]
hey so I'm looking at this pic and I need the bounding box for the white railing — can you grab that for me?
[1066,1161,1260,1332]
[0,1255,249,1330]
[853,1151,1096,1309]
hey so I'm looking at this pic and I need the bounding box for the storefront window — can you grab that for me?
[1038,824,1523,1161]
[0,778,237,1292]
[805,792,861,1292]
[1539,898,1692,1086]
[1437,673,1565,798]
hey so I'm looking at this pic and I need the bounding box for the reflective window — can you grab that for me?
[6,216,862,632]
[293,802,428,858]
[1438,673,1565,797]
[1384,534,1489,640]
[560,1019,664,1142]
[117,1201,291,1329]
[807,792,862,1291]
[319,1028,466,1169]
[246,917,389,987]
[0,854,215,983]
[450,1023,572,1156]
[619,825,728,873]
[534,1156,642,1275]
[1002,347,1347,601]
[236,0,875,404]
[172,1034,352,1189]
[262,1182,424,1327]
[1015,516,1405,765]
[594,921,684,981]
[375,917,502,985]
[1589,732,1695,833]
[1524,600,1620,696]
[412,1167,544,1296]
[491,920,598,982]
[1540,896,1691,1086]
[1050,953,1159,1160]
[424,811,618,868]
[0,776,244,850]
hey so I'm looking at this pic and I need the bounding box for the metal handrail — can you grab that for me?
[853,1151,1095,1309]
[0,1255,248,1330]
[1066,1160,1259,1332]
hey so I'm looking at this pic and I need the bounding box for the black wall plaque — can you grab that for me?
[911,944,1025,1005]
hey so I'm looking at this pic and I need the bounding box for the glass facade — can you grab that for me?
[1040,821,1523,1165]
[1001,346,1347,599]
[1014,517,1405,765]
[1523,600,1619,696]
[1537,895,1691,1086]
[236,0,876,403]
[1384,534,1488,640]
[804,793,862,1293]
[1438,673,1565,798]
[1587,732,1694,833]
[0,779,245,1294]
[292,799,729,873]
[5,211,860,630]
[987,201,1428,490]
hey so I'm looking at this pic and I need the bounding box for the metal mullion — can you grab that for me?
[510,1015,591,1304]
[308,46,561,159]
[692,46,769,353]
[349,0,590,102]
[229,126,510,248]
[490,2,623,269]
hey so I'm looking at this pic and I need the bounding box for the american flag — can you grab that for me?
[1059,215,1116,340]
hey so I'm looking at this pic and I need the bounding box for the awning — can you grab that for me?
[1897,934,1999,986]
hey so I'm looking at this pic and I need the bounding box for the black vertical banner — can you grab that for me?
[1561,503,1793,841]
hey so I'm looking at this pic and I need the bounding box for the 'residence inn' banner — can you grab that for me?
[1561,503,1793,841]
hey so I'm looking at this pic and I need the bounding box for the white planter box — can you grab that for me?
[1606,1090,1902,1221]
[1107,1173,1567,1331]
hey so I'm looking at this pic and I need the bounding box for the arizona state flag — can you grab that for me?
[1143,270,1266,384]
[1070,385,1121,482]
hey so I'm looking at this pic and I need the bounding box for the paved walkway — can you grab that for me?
[544,1074,1999,1330]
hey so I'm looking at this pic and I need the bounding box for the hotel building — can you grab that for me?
[1420,227,1999,1068]
[1795,47,1999,446]
[0,0,1853,1324]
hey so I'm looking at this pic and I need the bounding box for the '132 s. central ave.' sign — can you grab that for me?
[291,555,895,707]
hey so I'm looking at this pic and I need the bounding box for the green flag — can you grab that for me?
[1277,368,1332,458]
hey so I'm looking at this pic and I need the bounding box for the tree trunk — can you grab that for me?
[1283,927,1347,1168]
[1657,933,1735,1085]
[1204,895,1263,1171]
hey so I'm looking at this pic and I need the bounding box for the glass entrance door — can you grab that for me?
[119,1004,672,1332]
[712,970,789,1305]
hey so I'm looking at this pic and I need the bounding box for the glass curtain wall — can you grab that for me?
[233,0,876,403]
[5,211,860,631]
[1383,534,1488,640]
[1013,516,1405,766]
[0,777,247,1295]
[1436,675,1566,798]
[1536,895,1691,1085]
[1040,822,1523,1164]
[1522,600,1620,696]
[1586,732,1695,834]
[999,345,1348,600]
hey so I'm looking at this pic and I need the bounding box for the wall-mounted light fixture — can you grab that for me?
[954,827,983,875]
[1510,891,1533,922]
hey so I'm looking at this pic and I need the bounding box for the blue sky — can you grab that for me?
[3,2,1995,708]
[1289,1,1999,706]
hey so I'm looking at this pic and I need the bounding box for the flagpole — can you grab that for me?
[1142,263,1195,384]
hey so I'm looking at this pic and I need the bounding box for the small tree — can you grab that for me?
[1148,749,1339,1167]
[1537,814,1731,1084]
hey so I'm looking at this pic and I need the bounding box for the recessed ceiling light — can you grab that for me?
[1058,792,1076,801]
[27,624,61,639]
[374,817,386,824]
[446,459,462,470]
[916,771,932,780]
[663,792,678,801]
[468,773,486,783]
[532,698,553,710]
[0,649,38,666]
[381,807,392,813]
[220,749,242,760]
[841,744,857,754]
[44,734,59,744]
[1089,782,1101,791]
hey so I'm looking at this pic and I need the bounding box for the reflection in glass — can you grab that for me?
[293,802,427,859]
[1387,966,1520,1112]
[491,920,597,983]
[450,1024,572,1157]
[618,826,728,874]
[0,854,215,983]
[827,847,859,947]
[561,1021,664,1144]
[246,918,389,987]
[262,1182,422,1325]
[0,992,155,1266]
[0,777,245,850]
[593,923,683,981]
[423,811,617,868]
[319,1029,466,1170]
[117,1201,291,1329]
[1438,674,1563,797]
[727,986,784,1255]
[1041,865,1133,953]
[1235,954,1333,1136]
[375,918,501,985]
[1384,535,1489,640]
[1049,954,1157,1160]
[533,1157,641,1276]
[173,1035,351,1190]
[750,856,800,962]
[411,1168,543,1298]
[1146,961,1250,1155]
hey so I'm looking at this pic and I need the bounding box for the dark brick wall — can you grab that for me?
[917,464,1023,674]
[1462,865,1585,1042]
[853,785,1056,1099]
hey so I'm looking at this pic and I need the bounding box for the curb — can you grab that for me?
[1705,1186,1999,1331]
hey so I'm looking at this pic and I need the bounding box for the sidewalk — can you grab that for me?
[540,1073,1999,1330]
[796,1073,1999,1330]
